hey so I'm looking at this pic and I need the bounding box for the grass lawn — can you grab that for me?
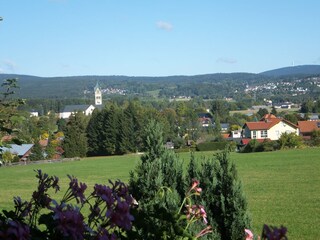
[0,148,319,239]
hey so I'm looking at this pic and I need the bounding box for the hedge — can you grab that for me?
[196,142,229,151]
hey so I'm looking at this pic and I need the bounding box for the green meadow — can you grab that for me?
[0,148,319,239]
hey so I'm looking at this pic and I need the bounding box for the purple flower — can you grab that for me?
[52,203,86,239]
[52,175,60,193]
[262,224,288,240]
[0,220,30,240]
[67,175,87,204]
[13,197,32,218]
[110,180,129,198]
[93,184,115,207]
[95,228,117,240]
[108,198,134,230]
[32,190,52,208]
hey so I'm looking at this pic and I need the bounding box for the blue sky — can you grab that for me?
[1,1,320,77]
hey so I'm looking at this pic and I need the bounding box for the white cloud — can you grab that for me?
[313,57,320,64]
[0,59,18,73]
[216,57,237,64]
[156,21,173,31]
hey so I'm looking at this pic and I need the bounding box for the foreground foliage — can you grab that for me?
[129,120,251,239]
[0,170,134,239]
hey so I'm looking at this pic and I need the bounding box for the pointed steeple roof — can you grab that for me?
[94,81,101,91]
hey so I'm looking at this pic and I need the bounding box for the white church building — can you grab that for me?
[59,82,103,119]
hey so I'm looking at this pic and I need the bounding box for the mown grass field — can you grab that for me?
[0,148,319,239]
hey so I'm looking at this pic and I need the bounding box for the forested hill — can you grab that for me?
[1,64,320,99]
[260,65,320,77]
[0,72,266,99]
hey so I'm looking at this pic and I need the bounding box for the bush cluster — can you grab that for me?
[240,133,304,153]
[196,142,229,151]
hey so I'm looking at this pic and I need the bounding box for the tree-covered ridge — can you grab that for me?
[2,65,320,103]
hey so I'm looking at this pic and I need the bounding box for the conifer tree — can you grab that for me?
[62,112,88,158]
[102,105,118,155]
[128,120,184,238]
[116,110,134,154]
[87,109,105,156]
[29,141,44,161]
[199,150,251,240]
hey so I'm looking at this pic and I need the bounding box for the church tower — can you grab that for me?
[94,82,102,105]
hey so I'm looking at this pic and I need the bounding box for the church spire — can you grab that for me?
[94,82,102,105]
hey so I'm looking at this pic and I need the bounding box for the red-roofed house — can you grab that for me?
[298,121,320,139]
[242,114,299,141]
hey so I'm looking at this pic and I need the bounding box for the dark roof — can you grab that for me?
[63,105,92,112]
[0,144,34,156]
[221,123,230,129]
[198,113,213,119]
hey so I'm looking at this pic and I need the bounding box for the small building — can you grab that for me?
[30,111,39,117]
[221,123,230,132]
[164,141,174,149]
[198,113,213,127]
[242,114,299,141]
[0,144,34,161]
[59,104,96,119]
[298,120,320,140]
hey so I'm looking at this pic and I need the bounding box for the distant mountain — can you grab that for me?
[260,65,320,77]
[1,65,320,99]
[0,72,263,99]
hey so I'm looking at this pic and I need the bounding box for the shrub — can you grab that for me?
[240,140,278,153]
[196,142,229,151]
[278,132,304,149]
[310,129,320,146]
[186,150,251,240]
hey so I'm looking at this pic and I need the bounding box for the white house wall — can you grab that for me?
[268,122,299,140]
[85,105,96,115]
[243,121,299,140]
[59,112,72,119]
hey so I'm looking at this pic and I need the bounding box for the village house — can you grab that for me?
[242,114,299,141]
[59,104,96,119]
[0,144,34,162]
[297,120,320,140]
[198,113,213,127]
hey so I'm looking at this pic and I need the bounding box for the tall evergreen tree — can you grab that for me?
[199,150,251,240]
[128,120,185,238]
[29,141,44,161]
[62,112,88,158]
[117,107,135,154]
[102,105,118,155]
[87,109,105,156]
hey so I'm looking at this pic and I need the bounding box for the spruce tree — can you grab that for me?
[62,112,88,158]
[128,120,185,238]
[102,105,118,155]
[199,150,251,240]
[29,141,44,161]
[87,109,105,156]
[124,102,138,151]
[116,110,134,154]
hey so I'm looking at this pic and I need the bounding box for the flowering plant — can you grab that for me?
[244,224,288,240]
[0,170,134,239]
[178,179,213,239]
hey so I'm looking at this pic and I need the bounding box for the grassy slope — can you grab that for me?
[0,149,319,239]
